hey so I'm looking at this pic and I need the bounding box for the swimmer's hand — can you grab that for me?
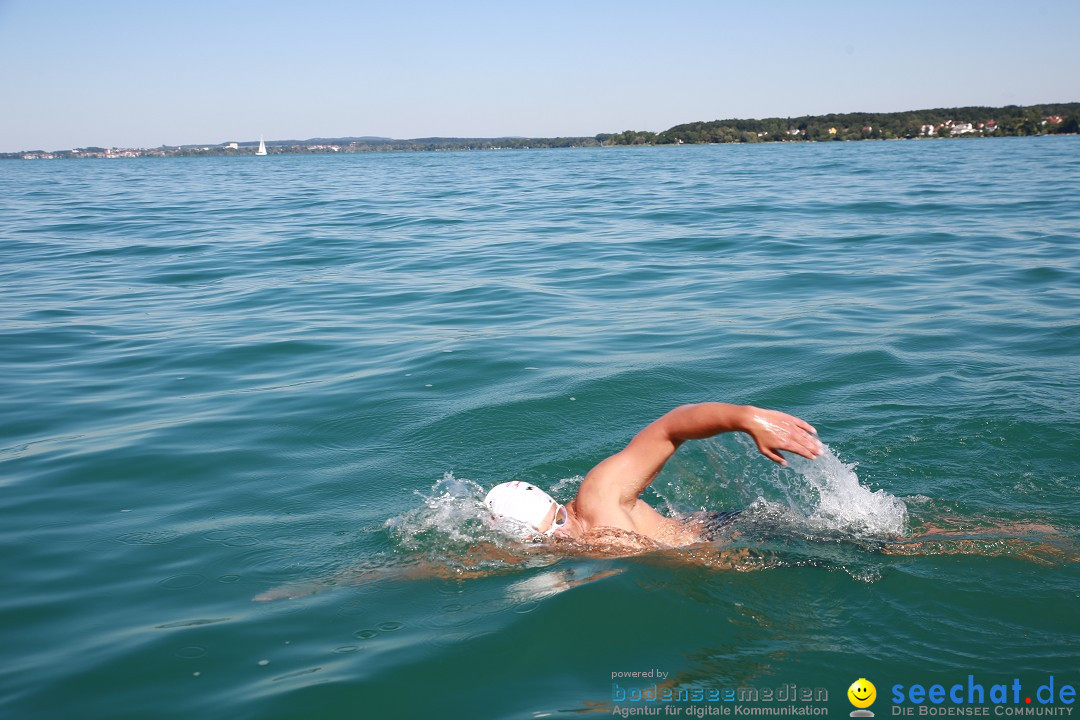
[742,406,822,466]
[252,580,328,602]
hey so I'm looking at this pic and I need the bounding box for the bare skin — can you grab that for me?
[881,520,1075,566]
[253,404,1072,602]
[254,403,820,600]
[497,403,1073,562]
[537,403,823,546]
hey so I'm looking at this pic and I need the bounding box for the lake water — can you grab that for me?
[1,138,1078,719]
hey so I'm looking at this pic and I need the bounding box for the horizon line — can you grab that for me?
[6,100,1078,155]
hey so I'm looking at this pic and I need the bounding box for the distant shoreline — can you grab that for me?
[6,102,1077,159]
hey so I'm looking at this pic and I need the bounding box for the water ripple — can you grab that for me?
[1,139,1078,720]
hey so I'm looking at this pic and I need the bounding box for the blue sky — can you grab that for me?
[1,0,1078,152]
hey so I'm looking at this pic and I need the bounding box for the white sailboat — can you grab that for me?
[255,135,267,156]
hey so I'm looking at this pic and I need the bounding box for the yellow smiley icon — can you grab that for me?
[848,678,876,709]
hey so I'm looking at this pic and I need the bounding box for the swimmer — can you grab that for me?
[253,402,1071,602]
[253,403,819,601]
[485,402,823,547]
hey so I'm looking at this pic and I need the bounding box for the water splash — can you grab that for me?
[660,435,908,540]
[786,443,908,537]
[384,472,496,551]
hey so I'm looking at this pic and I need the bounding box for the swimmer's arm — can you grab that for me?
[252,544,543,601]
[577,403,821,517]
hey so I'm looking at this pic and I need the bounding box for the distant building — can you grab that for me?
[226,142,239,150]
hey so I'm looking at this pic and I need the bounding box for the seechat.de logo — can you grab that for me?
[849,678,877,717]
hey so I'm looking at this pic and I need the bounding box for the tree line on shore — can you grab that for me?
[602,103,1080,145]
[6,103,1078,158]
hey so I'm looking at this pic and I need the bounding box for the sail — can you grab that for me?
[255,136,267,156]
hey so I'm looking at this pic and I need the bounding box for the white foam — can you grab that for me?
[786,443,908,536]
[384,472,493,550]
[661,435,909,539]
[388,445,907,556]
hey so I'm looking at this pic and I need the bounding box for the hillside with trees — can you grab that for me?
[6,103,1077,159]
[603,103,1080,145]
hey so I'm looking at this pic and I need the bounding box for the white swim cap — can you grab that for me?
[484,481,564,537]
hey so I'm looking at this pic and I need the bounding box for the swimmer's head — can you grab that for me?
[484,481,566,538]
